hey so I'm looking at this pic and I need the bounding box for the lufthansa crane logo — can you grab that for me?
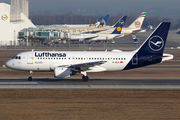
[117,27,122,32]
[120,20,124,25]
[148,36,164,51]
[2,14,8,21]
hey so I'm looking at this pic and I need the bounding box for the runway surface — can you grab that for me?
[0,78,180,89]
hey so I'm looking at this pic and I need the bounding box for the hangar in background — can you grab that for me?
[0,0,35,46]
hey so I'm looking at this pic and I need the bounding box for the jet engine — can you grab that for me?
[54,67,72,78]
[54,67,78,79]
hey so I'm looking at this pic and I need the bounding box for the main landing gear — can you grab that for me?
[82,75,89,82]
[28,71,33,81]
[81,71,89,82]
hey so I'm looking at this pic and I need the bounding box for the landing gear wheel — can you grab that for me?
[28,77,32,81]
[28,71,33,81]
[82,75,89,82]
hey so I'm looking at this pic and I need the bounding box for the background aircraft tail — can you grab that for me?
[136,22,170,55]
[111,22,124,34]
[90,16,103,27]
[98,14,110,28]
[128,12,146,29]
[113,15,127,28]
[94,16,104,27]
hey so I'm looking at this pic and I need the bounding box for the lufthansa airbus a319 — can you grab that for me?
[5,22,173,82]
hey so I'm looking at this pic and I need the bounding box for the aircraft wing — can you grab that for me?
[131,29,146,34]
[78,35,99,42]
[114,34,124,39]
[71,61,107,70]
[81,29,109,34]
[59,61,107,71]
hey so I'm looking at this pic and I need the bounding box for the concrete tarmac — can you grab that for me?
[0,78,180,89]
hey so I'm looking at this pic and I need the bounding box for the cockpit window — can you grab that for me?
[12,55,21,60]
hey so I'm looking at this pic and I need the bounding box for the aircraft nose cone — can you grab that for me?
[5,60,11,69]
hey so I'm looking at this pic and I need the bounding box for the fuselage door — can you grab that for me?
[27,52,34,64]
[132,54,138,65]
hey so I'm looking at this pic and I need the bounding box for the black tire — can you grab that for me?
[82,75,85,80]
[28,77,32,81]
[82,75,89,82]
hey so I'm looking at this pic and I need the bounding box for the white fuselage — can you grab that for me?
[99,27,145,35]
[60,27,107,34]
[5,51,135,72]
[70,33,122,41]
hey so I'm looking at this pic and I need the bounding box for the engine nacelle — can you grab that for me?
[54,67,72,79]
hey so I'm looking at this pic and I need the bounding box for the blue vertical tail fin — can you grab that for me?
[123,22,171,71]
[102,14,109,25]
[90,16,103,27]
[113,15,127,28]
[97,16,103,22]
[98,14,110,28]
[136,22,170,55]
[111,22,124,34]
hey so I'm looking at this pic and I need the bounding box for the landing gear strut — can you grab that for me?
[81,71,89,82]
[28,71,33,81]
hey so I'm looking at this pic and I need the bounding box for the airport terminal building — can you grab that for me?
[0,0,35,46]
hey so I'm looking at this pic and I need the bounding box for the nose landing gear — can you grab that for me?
[28,71,33,81]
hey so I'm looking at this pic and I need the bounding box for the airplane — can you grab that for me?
[59,12,145,40]
[5,22,173,82]
[122,12,147,35]
[95,14,110,28]
[61,14,109,28]
[69,21,124,42]
[90,16,103,27]
[99,12,147,36]
[58,15,126,34]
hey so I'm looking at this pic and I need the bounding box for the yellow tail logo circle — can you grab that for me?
[99,25,103,28]
[117,27,121,32]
